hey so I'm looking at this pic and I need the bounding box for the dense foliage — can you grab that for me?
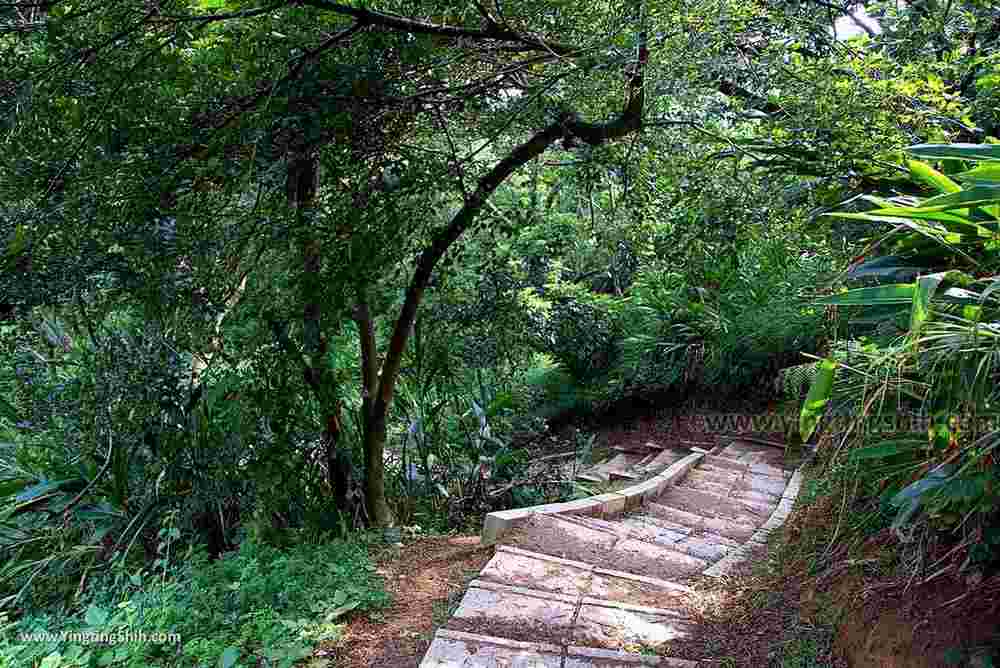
[802,143,1000,577]
[3,0,1000,665]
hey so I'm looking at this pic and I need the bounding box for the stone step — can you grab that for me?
[551,513,734,565]
[481,545,695,609]
[621,515,741,562]
[625,513,695,537]
[701,454,750,472]
[422,630,700,668]
[642,505,757,542]
[716,442,792,471]
[667,483,775,516]
[608,537,708,580]
[683,468,741,488]
[608,468,642,482]
[612,444,654,456]
[503,514,708,580]
[447,579,698,651]
[503,513,618,565]
[421,629,562,668]
[638,451,661,468]
[715,441,777,461]
[577,471,611,484]
[567,646,699,667]
[448,580,578,645]
[588,564,694,609]
[559,514,633,538]
[577,453,645,483]
[651,488,767,527]
[748,460,793,479]
[734,474,788,499]
[620,516,690,545]
[638,448,687,474]
[480,545,592,596]
[678,476,731,498]
[422,437,804,668]
[574,596,696,651]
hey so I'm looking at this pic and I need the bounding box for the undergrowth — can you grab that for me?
[0,536,390,668]
[697,432,999,668]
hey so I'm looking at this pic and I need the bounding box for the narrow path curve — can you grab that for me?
[419,439,804,667]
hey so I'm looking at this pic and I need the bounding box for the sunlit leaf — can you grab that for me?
[799,358,836,442]
[819,285,916,306]
[908,160,960,194]
[905,143,1000,162]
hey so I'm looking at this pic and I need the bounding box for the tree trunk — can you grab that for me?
[363,411,392,527]
[353,298,394,527]
[289,150,352,514]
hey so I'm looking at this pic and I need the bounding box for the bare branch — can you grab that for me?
[807,0,877,38]
[294,0,579,55]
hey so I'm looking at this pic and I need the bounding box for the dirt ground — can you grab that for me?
[668,510,1000,667]
[329,535,493,668]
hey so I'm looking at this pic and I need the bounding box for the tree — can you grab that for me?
[5,0,993,528]
[3,0,657,526]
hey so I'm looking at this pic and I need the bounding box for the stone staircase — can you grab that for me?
[574,442,690,485]
[420,439,803,667]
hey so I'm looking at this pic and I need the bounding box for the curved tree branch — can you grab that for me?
[372,27,648,414]
[294,0,580,55]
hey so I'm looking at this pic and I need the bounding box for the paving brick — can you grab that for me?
[420,629,562,668]
[610,538,708,579]
[588,567,692,608]
[575,599,694,649]
[452,582,577,639]
[481,547,592,595]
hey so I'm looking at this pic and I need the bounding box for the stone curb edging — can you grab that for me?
[480,451,705,546]
[701,466,804,578]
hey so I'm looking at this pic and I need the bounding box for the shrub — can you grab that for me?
[0,536,389,668]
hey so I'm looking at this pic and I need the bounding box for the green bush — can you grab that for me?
[806,143,1000,565]
[0,537,389,668]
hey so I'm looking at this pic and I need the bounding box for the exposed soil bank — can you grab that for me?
[833,568,999,667]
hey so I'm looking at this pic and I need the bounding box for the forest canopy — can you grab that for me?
[3,1,1000,666]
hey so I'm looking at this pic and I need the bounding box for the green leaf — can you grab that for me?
[855,207,992,236]
[85,605,109,626]
[325,600,360,619]
[954,163,1000,184]
[845,256,925,281]
[799,358,836,442]
[905,143,1000,162]
[219,646,240,668]
[0,396,17,422]
[40,654,64,668]
[915,185,1000,212]
[910,272,949,335]
[908,160,960,194]
[0,477,32,499]
[16,478,78,502]
[2,225,27,270]
[819,285,916,306]
[848,439,923,461]
[890,466,952,507]
[825,213,977,260]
